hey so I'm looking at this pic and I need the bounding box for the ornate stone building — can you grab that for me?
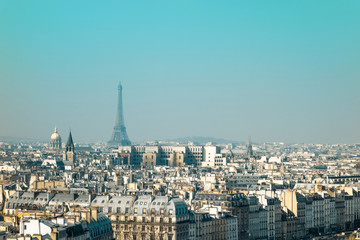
[50,127,62,151]
[91,195,190,240]
[113,145,223,168]
[192,192,249,239]
[189,211,238,240]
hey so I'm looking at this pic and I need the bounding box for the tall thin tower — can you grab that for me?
[109,83,131,146]
[246,136,253,158]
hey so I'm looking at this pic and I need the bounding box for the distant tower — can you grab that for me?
[63,131,75,161]
[50,127,62,151]
[109,83,131,146]
[247,137,253,158]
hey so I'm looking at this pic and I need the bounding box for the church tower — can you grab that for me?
[63,131,75,162]
[246,137,254,158]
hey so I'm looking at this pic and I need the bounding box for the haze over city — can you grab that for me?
[0,1,359,143]
[3,2,360,240]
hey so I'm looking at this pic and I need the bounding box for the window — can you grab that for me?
[143,209,146,214]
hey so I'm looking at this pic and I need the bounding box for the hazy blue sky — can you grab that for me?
[0,1,359,144]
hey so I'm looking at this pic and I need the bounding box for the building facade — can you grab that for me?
[91,195,189,240]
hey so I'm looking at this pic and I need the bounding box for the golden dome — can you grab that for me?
[50,127,61,140]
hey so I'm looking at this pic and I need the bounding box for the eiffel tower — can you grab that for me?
[108,83,131,146]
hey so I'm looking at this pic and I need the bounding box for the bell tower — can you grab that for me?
[63,130,75,161]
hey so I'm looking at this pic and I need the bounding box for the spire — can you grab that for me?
[247,136,253,158]
[54,126,58,133]
[63,130,75,162]
[66,130,74,147]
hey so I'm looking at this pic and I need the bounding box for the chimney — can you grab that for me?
[51,226,58,240]
[91,207,98,221]
[86,211,91,223]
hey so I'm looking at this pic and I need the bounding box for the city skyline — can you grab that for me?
[0,1,359,144]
